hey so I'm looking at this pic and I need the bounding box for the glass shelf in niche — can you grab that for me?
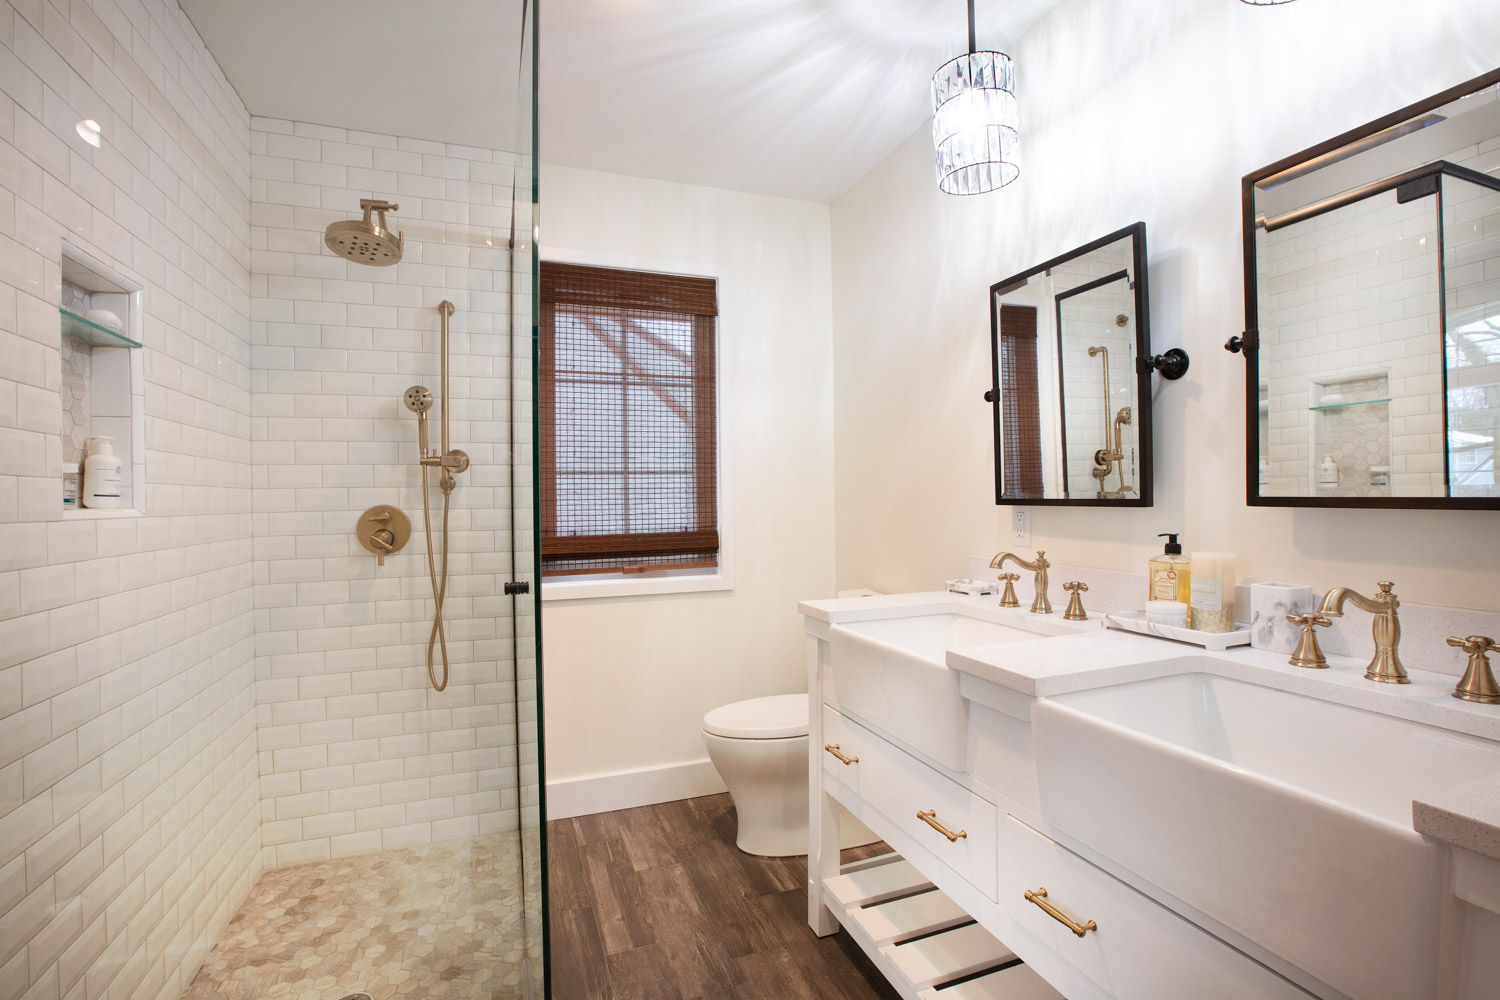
[59,307,141,348]
[1308,397,1392,412]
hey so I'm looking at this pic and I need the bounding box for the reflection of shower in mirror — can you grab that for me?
[1087,345,1137,498]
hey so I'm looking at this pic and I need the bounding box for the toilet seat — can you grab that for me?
[702,694,808,740]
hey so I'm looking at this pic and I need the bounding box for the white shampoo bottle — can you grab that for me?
[82,436,123,508]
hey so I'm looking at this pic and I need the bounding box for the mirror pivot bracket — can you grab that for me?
[1225,330,1257,354]
[1138,348,1190,380]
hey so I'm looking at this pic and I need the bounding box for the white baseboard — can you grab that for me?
[545,758,728,820]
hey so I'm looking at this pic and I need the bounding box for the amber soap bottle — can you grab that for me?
[1148,533,1192,604]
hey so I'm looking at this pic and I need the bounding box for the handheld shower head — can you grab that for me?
[405,385,433,456]
[404,386,433,413]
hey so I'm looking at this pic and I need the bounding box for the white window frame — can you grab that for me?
[538,246,734,602]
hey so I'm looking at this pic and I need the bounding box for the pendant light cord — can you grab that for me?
[967,0,976,54]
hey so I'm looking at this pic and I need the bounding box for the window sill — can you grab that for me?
[541,572,733,602]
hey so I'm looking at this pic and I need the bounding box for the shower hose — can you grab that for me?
[420,465,455,692]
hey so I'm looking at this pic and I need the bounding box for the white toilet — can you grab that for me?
[703,693,876,857]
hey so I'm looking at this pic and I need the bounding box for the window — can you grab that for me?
[539,261,720,578]
[998,303,1044,497]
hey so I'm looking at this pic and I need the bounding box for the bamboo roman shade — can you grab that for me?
[999,304,1045,498]
[540,262,719,576]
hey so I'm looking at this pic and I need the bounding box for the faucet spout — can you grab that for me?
[989,550,1052,614]
[1315,581,1407,684]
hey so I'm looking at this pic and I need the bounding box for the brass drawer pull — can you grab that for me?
[917,809,967,842]
[1024,886,1097,938]
[824,743,858,766]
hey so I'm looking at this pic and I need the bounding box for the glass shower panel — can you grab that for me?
[1443,173,1500,498]
[173,1,545,998]
[511,1,546,995]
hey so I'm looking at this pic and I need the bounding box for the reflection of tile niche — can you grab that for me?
[1310,374,1391,498]
[59,245,145,517]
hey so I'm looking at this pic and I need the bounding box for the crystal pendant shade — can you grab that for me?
[932,50,1020,196]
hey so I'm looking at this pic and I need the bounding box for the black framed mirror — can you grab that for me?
[988,223,1157,506]
[1239,68,1500,510]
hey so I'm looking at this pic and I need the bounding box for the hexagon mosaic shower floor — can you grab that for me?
[182,834,534,1000]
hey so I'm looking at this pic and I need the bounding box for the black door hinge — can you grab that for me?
[504,581,531,595]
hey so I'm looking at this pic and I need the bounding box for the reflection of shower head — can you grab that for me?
[403,386,433,413]
[1088,345,1106,358]
[325,199,404,265]
[1116,406,1133,426]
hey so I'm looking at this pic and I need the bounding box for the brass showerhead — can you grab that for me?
[325,199,404,266]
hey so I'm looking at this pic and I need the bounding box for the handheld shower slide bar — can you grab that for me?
[403,300,469,692]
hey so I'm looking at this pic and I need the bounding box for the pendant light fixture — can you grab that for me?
[932,0,1020,195]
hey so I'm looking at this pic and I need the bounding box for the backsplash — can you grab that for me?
[967,555,1498,678]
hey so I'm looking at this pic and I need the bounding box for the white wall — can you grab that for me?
[538,164,836,799]
[0,1,260,999]
[831,0,1500,619]
[247,117,533,867]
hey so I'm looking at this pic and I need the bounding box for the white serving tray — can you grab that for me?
[1102,610,1251,651]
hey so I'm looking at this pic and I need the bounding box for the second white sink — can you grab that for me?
[1032,672,1500,1000]
[828,610,1063,770]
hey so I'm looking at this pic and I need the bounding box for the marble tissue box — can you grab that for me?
[1250,583,1315,655]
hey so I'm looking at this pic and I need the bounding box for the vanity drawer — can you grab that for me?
[999,816,1311,1000]
[820,703,867,802]
[822,706,998,901]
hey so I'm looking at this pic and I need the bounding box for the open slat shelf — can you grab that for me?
[915,963,1066,1000]
[880,922,1018,992]
[846,889,970,947]
[824,854,1060,1000]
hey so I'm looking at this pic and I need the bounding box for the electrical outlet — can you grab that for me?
[1011,506,1031,547]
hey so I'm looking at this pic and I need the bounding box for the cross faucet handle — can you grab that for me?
[1062,581,1089,622]
[1287,614,1333,670]
[1449,635,1500,705]
[1447,635,1500,655]
[997,573,1021,609]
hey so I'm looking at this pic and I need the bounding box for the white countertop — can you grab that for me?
[801,590,1500,860]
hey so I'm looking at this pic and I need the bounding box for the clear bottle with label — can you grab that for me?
[1148,533,1191,605]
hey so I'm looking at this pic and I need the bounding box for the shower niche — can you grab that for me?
[1309,374,1392,498]
[58,244,145,516]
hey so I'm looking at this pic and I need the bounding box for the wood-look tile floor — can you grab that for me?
[546,793,901,1000]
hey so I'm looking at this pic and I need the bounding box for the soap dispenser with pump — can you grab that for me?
[1149,533,1191,604]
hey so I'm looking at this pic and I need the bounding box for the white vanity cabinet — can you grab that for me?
[805,615,1318,1000]
[801,595,1500,1000]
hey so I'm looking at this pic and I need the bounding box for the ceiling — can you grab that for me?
[540,0,1058,202]
[181,0,1059,204]
[179,0,526,151]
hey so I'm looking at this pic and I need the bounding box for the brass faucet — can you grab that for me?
[990,551,1051,614]
[1315,581,1407,684]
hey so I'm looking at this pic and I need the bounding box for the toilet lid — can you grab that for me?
[703,694,808,740]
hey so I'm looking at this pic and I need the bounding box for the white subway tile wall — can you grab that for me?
[247,116,536,871]
[1,4,260,1000]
